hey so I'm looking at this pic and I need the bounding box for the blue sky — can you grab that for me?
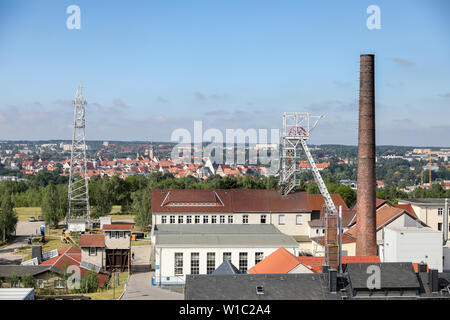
[0,0,449,146]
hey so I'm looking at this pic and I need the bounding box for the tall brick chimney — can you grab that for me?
[356,54,377,256]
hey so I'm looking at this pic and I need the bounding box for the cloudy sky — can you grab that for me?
[0,0,449,146]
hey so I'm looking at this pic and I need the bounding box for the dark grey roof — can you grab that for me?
[185,274,340,300]
[154,224,298,247]
[346,262,420,290]
[0,265,52,278]
[399,199,446,205]
[212,260,240,275]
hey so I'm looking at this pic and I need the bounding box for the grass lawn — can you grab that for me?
[15,207,43,221]
[15,236,76,261]
[131,240,151,246]
[87,272,129,300]
[15,206,135,223]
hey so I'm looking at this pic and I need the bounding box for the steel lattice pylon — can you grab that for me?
[67,85,91,222]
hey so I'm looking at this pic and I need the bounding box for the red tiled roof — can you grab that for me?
[40,246,108,287]
[391,203,417,218]
[297,256,380,273]
[248,247,300,274]
[79,234,105,247]
[310,233,357,246]
[152,189,348,214]
[103,224,133,231]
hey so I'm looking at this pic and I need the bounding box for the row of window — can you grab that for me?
[437,208,450,216]
[109,231,127,239]
[174,252,264,275]
[169,202,216,207]
[161,214,303,225]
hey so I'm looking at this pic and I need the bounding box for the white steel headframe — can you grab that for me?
[67,85,91,222]
[279,112,337,215]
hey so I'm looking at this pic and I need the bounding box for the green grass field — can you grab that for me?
[15,236,76,261]
[15,206,135,222]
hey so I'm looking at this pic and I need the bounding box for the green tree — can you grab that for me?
[8,272,19,288]
[132,188,152,229]
[21,274,36,288]
[91,180,113,219]
[0,192,18,243]
[41,182,64,228]
[79,269,99,293]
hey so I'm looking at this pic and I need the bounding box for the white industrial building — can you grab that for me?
[151,224,298,285]
[382,226,443,272]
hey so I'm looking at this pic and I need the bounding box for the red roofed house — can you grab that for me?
[40,247,109,288]
[79,234,106,269]
[248,247,380,274]
[103,224,133,272]
[151,189,349,255]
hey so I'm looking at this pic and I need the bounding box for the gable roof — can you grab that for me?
[152,189,348,214]
[0,265,52,278]
[79,234,105,247]
[185,273,340,300]
[39,246,108,287]
[103,224,133,231]
[248,247,300,274]
[212,260,241,275]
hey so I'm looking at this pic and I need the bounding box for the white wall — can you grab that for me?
[154,246,297,282]
[384,227,443,272]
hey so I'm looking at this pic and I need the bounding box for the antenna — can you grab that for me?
[67,85,91,223]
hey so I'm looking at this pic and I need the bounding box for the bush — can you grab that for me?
[21,274,36,288]
[8,272,19,288]
[78,269,99,293]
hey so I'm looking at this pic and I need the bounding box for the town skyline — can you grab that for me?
[0,1,449,146]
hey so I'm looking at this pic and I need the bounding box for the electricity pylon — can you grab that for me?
[67,85,91,222]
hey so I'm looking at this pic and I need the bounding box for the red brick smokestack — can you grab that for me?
[356,54,377,256]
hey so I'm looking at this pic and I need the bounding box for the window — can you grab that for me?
[54,279,65,289]
[438,223,442,231]
[37,279,45,289]
[220,215,225,224]
[119,231,124,238]
[316,229,319,234]
[228,215,233,224]
[296,215,303,225]
[243,215,249,224]
[256,285,264,295]
[190,253,199,274]
[239,252,248,274]
[223,252,232,262]
[438,208,443,216]
[260,215,267,224]
[255,252,264,265]
[195,216,200,224]
[174,253,183,275]
[170,215,175,224]
[89,247,97,256]
[187,216,192,224]
[207,253,216,274]
[203,215,209,224]
[278,215,286,225]
[211,216,217,224]
[178,216,184,224]
[161,216,167,224]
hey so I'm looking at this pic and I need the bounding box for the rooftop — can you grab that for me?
[79,234,105,247]
[154,224,298,248]
[185,273,340,300]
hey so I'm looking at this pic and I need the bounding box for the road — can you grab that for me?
[0,221,43,265]
[121,271,184,300]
